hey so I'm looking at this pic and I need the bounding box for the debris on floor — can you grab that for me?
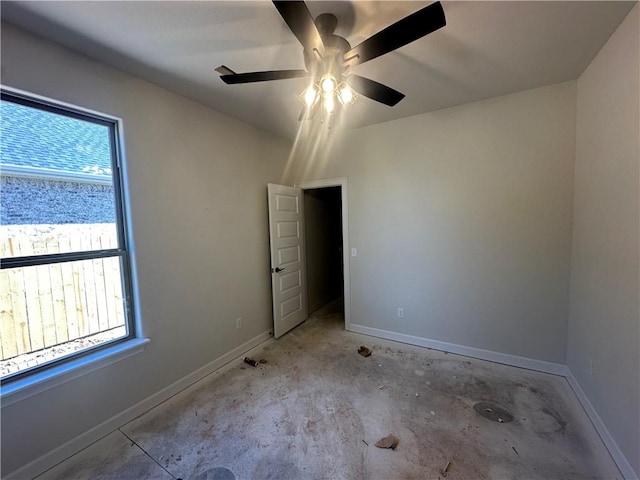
[441,460,452,477]
[512,446,519,455]
[243,357,259,367]
[473,402,514,423]
[358,346,372,357]
[362,440,369,446]
[259,359,268,363]
[375,434,399,450]
[378,385,387,389]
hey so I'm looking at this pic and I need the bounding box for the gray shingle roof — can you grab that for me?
[0,100,112,176]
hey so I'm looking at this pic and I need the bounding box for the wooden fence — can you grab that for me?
[0,224,125,361]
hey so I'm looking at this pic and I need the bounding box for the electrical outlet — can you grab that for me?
[351,248,357,257]
[236,317,242,330]
[397,307,404,318]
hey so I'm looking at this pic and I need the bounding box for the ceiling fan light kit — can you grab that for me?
[216,1,446,123]
[300,74,357,116]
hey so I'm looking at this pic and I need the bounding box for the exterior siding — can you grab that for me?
[1,176,115,225]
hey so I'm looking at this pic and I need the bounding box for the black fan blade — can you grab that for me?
[349,75,405,106]
[273,1,326,57]
[343,2,445,67]
[219,69,310,84]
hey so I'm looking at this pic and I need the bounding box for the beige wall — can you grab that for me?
[1,23,289,475]
[568,5,640,476]
[284,81,577,364]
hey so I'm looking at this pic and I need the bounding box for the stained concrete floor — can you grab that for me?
[36,302,621,480]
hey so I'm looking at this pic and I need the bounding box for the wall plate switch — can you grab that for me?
[236,317,242,330]
[351,248,357,257]
[397,307,404,318]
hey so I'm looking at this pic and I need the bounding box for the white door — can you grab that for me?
[268,183,308,338]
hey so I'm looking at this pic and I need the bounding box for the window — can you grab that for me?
[0,89,136,384]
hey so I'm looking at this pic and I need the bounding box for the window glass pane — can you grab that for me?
[1,224,118,258]
[0,257,127,379]
[0,100,117,258]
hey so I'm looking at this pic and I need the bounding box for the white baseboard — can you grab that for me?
[565,370,638,480]
[348,323,568,376]
[4,330,272,480]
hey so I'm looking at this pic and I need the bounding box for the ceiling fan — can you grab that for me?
[216,1,446,118]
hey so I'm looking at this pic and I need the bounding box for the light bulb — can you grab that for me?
[338,83,354,105]
[303,86,317,107]
[324,95,335,114]
[299,84,319,108]
[321,75,337,94]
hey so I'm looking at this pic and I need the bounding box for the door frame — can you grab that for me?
[295,177,351,330]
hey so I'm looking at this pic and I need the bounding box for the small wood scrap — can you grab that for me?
[362,439,369,446]
[358,346,372,357]
[512,446,519,455]
[375,434,399,450]
[259,359,268,363]
[378,385,387,390]
[441,460,452,477]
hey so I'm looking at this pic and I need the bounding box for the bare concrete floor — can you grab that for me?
[36,302,621,480]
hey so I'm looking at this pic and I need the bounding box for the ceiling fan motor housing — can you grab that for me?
[303,16,352,78]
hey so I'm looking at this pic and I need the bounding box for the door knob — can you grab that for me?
[272,267,286,273]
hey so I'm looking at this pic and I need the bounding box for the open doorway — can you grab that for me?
[297,178,350,328]
[303,186,343,316]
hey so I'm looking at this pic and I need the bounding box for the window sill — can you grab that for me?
[1,337,149,408]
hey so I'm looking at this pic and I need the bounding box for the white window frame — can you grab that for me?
[0,87,148,406]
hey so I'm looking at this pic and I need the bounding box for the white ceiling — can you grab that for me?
[1,1,635,140]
